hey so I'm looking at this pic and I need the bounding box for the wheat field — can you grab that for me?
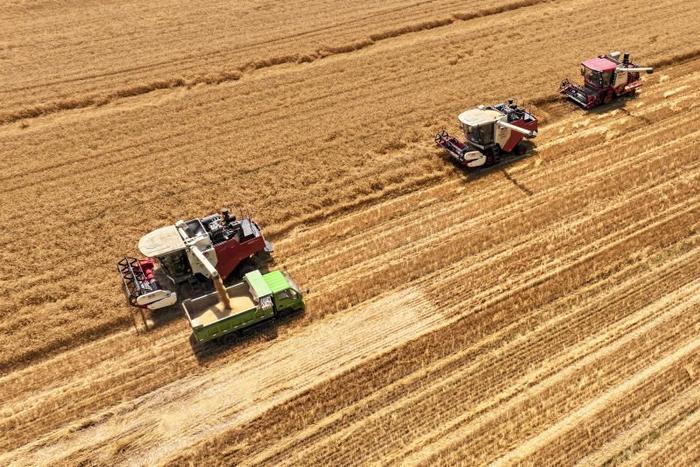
[1,0,699,465]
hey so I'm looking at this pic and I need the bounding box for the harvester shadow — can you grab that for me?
[587,97,630,114]
[446,142,538,196]
[591,100,653,124]
[189,308,305,365]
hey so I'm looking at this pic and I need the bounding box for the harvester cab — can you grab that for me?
[118,209,273,314]
[560,51,654,108]
[435,100,537,168]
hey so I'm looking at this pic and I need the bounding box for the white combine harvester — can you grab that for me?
[435,100,538,168]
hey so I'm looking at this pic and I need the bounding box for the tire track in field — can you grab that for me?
[171,94,700,460]
[172,218,700,464]
[295,128,700,314]
[87,170,700,462]
[491,335,700,466]
[27,201,700,467]
[0,287,444,466]
[571,381,700,466]
[268,189,700,465]
[624,404,700,465]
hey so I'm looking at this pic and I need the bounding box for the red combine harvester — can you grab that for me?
[435,100,538,168]
[118,208,273,312]
[560,51,654,109]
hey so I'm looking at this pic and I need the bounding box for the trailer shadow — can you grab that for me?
[189,308,305,365]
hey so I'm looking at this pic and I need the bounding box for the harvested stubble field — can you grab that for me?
[1,0,700,464]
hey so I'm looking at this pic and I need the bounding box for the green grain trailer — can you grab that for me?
[182,270,303,343]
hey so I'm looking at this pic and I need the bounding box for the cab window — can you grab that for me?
[467,124,493,145]
[277,289,298,300]
[582,67,603,87]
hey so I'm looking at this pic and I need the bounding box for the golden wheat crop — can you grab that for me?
[1,0,699,465]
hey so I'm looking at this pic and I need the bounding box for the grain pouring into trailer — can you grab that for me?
[183,269,304,343]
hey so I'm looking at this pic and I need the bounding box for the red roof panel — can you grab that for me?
[581,57,618,72]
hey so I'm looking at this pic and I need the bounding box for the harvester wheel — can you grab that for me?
[514,143,527,156]
[236,259,256,276]
[486,147,501,166]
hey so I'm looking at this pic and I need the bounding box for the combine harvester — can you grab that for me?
[435,100,538,168]
[118,208,303,339]
[560,51,654,109]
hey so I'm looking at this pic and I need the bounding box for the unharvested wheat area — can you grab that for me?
[1,0,699,465]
